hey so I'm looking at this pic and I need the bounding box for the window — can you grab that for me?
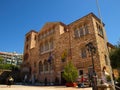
[38,34,43,40]
[40,44,44,53]
[105,55,108,65]
[79,70,83,75]
[39,61,43,73]
[46,31,49,36]
[96,22,104,37]
[43,33,45,38]
[45,33,48,37]
[45,41,49,51]
[26,35,30,41]
[84,24,89,35]
[40,35,43,39]
[34,35,36,40]
[44,60,48,71]
[99,27,104,36]
[74,25,89,38]
[80,27,84,36]
[34,62,36,67]
[50,29,54,34]
[81,48,87,58]
[74,29,79,38]
[50,59,54,70]
[49,40,53,50]
[40,40,54,54]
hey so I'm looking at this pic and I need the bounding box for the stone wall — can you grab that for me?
[22,13,112,84]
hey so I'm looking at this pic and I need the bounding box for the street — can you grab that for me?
[0,85,92,90]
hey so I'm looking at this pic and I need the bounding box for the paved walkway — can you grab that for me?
[0,85,92,90]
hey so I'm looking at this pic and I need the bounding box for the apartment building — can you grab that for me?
[0,51,22,66]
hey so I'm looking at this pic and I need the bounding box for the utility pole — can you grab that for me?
[96,0,115,90]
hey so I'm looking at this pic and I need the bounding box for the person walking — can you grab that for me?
[81,75,85,87]
[101,66,109,84]
[6,75,14,87]
[24,75,27,84]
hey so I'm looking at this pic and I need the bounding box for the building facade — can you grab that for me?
[0,51,23,66]
[21,13,112,84]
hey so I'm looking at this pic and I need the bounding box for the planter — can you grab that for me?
[66,82,77,87]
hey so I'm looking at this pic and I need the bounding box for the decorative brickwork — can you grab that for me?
[21,13,112,85]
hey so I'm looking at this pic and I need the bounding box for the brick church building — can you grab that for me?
[21,13,113,85]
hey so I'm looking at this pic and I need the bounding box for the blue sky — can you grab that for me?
[0,0,120,53]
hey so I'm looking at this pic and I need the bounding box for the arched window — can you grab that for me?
[45,41,49,51]
[96,22,104,37]
[81,48,87,58]
[39,61,43,74]
[49,39,54,50]
[50,59,54,70]
[80,27,84,36]
[74,29,79,38]
[74,24,89,38]
[84,24,89,35]
[40,43,45,53]
[44,60,48,71]
[104,55,108,65]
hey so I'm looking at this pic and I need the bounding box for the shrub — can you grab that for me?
[62,61,78,83]
[0,64,14,70]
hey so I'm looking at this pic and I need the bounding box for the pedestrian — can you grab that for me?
[101,66,109,85]
[80,75,84,87]
[31,74,35,84]
[44,77,47,86]
[24,75,27,84]
[6,75,14,87]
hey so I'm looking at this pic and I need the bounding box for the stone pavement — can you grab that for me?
[0,85,92,90]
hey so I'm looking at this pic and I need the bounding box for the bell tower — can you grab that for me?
[24,30,37,61]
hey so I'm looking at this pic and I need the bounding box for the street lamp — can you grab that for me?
[95,0,115,90]
[86,42,97,90]
[48,52,53,85]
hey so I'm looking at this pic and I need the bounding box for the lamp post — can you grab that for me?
[86,42,97,90]
[48,52,53,85]
[96,0,115,90]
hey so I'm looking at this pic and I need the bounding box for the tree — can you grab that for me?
[0,64,13,70]
[62,61,78,83]
[110,41,120,69]
[0,56,4,64]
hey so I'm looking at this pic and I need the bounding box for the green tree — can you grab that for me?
[62,61,78,83]
[0,64,14,70]
[0,56,4,64]
[110,41,120,69]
